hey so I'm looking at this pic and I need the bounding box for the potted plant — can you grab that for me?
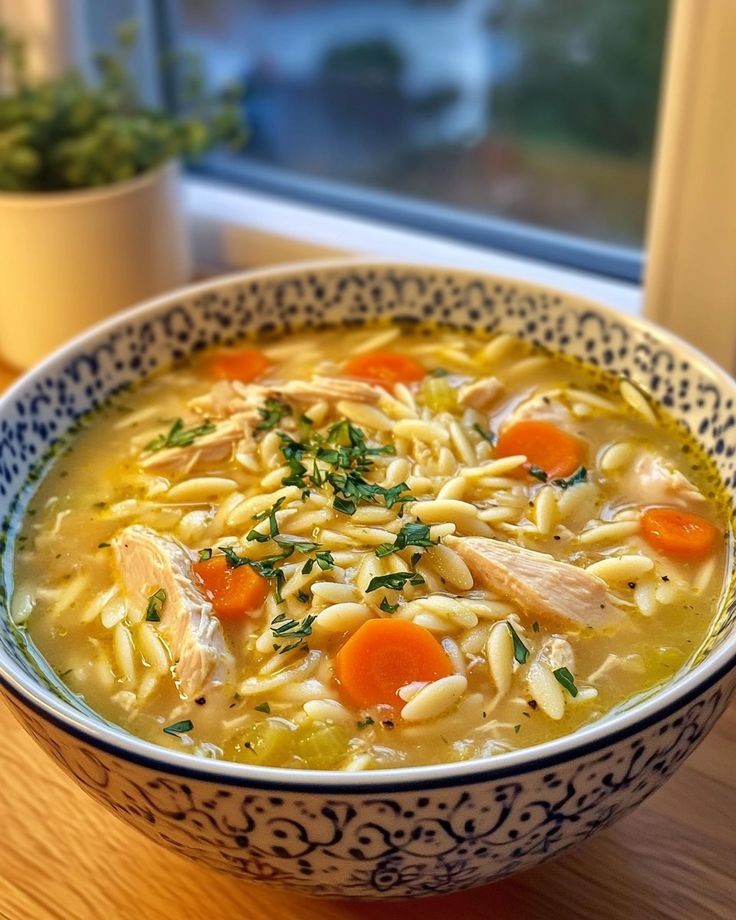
[0,22,246,368]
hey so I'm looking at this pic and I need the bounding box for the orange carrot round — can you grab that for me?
[205,349,271,382]
[335,618,452,709]
[496,420,584,479]
[192,555,269,619]
[343,351,427,387]
[641,507,719,560]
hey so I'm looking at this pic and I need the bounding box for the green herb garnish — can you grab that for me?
[528,465,548,482]
[144,418,216,453]
[366,571,425,593]
[97,542,111,549]
[198,547,213,561]
[252,496,286,539]
[357,716,375,729]
[507,622,529,664]
[145,588,166,622]
[163,719,193,736]
[552,466,588,490]
[553,667,579,697]
[472,423,497,446]
[375,521,438,558]
[271,613,317,654]
[255,399,292,432]
[301,550,334,574]
[254,702,271,714]
[379,596,399,613]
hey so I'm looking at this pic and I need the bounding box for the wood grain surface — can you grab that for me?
[1,359,734,920]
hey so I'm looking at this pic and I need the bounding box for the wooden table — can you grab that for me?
[1,358,734,920]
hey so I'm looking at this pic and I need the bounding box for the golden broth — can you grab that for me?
[12,325,731,769]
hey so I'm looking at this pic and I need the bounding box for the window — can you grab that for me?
[151,1,669,281]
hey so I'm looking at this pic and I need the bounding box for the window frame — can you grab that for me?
[151,0,649,285]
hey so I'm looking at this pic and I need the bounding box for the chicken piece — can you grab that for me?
[279,376,381,405]
[112,525,234,697]
[504,390,574,432]
[140,416,251,473]
[446,535,621,629]
[619,452,704,508]
[540,636,576,672]
[189,380,269,420]
[458,376,504,411]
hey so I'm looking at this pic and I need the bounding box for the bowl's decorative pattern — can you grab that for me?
[2,262,736,898]
[3,680,731,898]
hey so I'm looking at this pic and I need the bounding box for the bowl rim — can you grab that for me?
[2,257,735,792]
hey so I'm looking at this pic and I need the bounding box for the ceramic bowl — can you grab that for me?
[1,261,735,899]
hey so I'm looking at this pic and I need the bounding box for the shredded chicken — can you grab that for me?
[279,376,381,405]
[140,416,252,473]
[458,376,504,411]
[619,452,704,507]
[540,636,576,672]
[446,535,621,629]
[112,525,234,698]
[504,390,575,432]
[143,374,383,470]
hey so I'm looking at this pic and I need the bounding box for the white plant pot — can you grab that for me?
[0,160,191,368]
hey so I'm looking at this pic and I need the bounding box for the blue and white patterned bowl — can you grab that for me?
[1,261,735,899]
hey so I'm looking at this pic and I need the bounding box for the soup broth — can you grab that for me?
[12,325,730,770]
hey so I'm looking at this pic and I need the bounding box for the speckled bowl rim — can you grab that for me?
[1,258,735,793]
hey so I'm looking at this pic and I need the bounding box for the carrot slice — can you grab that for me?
[343,351,427,387]
[335,618,452,709]
[641,507,719,560]
[205,349,271,382]
[192,555,269,620]
[496,420,584,479]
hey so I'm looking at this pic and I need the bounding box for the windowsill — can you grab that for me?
[184,176,642,317]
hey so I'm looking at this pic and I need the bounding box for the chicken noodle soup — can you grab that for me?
[12,326,730,770]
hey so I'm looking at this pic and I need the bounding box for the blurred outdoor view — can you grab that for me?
[172,0,669,248]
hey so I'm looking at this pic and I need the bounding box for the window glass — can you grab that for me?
[162,0,669,268]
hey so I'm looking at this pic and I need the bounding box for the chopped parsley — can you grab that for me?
[531,621,540,633]
[97,542,111,549]
[254,701,271,714]
[379,596,399,613]
[163,719,193,736]
[431,367,449,377]
[297,590,310,603]
[251,496,286,539]
[272,417,409,517]
[507,622,529,664]
[552,466,588,490]
[274,538,320,555]
[528,465,548,482]
[198,547,213,562]
[219,545,250,568]
[375,522,438,558]
[144,418,216,453]
[357,716,375,729]
[472,423,497,446]
[271,612,317,654]
[301,550,334,574]
[145,588,166,622]
[366,571,425,593]
[255,399,292,432]
[553,667,579,697]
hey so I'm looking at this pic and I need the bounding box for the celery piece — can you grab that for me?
[420,376,457,413]
[295,721,349,769]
